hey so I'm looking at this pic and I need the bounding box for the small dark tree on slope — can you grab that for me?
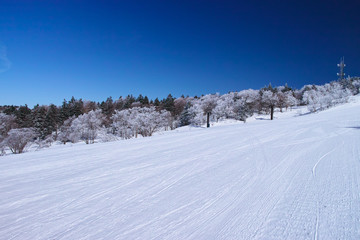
[261,90,279,120]
[201,95,218,128]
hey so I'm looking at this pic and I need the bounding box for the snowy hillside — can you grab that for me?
[1,97,360,240]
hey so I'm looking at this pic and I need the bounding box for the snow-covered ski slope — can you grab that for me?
[1,97,360,240]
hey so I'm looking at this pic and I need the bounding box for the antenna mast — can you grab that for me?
[337,56,346,80]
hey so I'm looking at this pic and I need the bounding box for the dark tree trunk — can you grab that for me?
[207,112,210,128]
[270,105,274,120]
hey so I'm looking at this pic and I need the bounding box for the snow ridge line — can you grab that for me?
[314,200,320,240]
[312,130,345,178]
[312,148,337,178]
[313,132,345,240]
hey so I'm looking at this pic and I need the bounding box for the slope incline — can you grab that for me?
[0,98,360,239]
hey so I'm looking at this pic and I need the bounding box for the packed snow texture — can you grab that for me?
[1,97,360,240]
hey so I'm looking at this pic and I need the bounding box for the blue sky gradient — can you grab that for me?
[1,0,359,107]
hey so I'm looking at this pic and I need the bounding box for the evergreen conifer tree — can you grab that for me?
[179,102,192,126]
[163,94,175,114]
[46,104,60,139]
[32,105,48,139]
[154,98,160,107]
[15,105,32,128]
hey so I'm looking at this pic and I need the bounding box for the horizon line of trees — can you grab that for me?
[1,77,359,154]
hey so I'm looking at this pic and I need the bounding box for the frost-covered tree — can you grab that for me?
[236,89,260,115]
[303,88,323,112]
[0,113,16,154]
[301,82,352,112]
[275,90,298,112]
[327,82,351,105]
[4,128,36,154]
[261,90,279,120]
[212,93,236,121]
[0,113,16,137]
[58,116,78,144]
[70,110,105,144]
[351,79,360,94]
[284,91,298,110]
[135,107,171,136]
[112,109,134,139]
[112,107,171,138]
[201,94,218,127]
[187,100,206,126]
[276,91,287,112]
[111,109,133,139]
[233,101,250,122]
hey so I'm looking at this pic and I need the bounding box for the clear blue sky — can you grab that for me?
[1,0,359,107]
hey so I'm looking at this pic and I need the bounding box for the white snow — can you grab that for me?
[1,97,360,239]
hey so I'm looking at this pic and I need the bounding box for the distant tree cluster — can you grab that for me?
[301,81,354,112]
[0,77,359,155]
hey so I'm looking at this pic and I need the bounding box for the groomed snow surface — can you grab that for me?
[1,97,360,240]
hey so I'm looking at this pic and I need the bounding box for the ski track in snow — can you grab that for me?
[1,97,360,239]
